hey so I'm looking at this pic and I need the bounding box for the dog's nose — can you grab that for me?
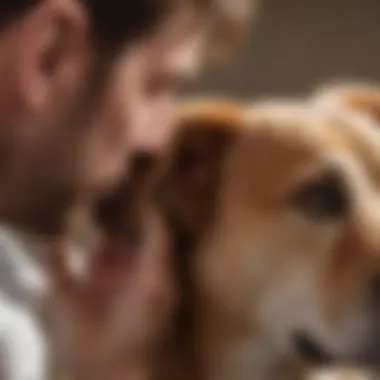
[370,274,380,304]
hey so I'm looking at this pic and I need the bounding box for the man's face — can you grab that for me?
[90,16,206,189]
[0,1,206,235]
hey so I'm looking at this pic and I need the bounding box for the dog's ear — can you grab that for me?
[312,83,380,125]
[156,100,243,238]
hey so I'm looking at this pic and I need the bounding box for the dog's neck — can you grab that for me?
[164,289,307,380]
[157,206,311,380]
[194,298,286,380]
[160,227,308,380]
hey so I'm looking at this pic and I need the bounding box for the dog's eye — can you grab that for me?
[291,171,349,219]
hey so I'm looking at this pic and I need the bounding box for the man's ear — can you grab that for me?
[0,0,87,116]
[156,100,243,238]
[312,82,380,125]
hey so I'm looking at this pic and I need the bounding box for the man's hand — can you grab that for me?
[48,208,176,380]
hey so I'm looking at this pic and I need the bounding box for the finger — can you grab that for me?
[131,208,171,282]
[47,240,78,295]
[81,243,134,310]
[107,214,173,345]
[87,241,128,276]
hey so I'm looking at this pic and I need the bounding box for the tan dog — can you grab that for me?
[157,95,380,380]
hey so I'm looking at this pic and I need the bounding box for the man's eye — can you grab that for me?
[146,75,182,97]
[146,79,165,96]
[146,77,170,96]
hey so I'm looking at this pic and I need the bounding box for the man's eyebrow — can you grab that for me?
[169,64,200,82]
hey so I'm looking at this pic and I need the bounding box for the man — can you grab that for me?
[0,0,211,235]
[0,1,252,379]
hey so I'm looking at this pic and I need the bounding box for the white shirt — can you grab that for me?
[0,226,48,380]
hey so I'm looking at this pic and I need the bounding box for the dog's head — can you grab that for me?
[158,96,380,370]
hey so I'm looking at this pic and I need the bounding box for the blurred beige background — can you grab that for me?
[189,0,380,98]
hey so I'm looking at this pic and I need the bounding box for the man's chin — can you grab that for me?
[3,212,69,238]
[0,196,78,238]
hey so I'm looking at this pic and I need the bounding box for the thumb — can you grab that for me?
[47,240,79,297]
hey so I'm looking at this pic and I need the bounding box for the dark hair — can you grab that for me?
[0,0,212,50]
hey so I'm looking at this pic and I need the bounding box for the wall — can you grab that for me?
[189,0,380,99]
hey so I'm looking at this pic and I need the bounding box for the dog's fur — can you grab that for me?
[312,82,380,125]
[91,87,380,380]
[156,90,380,380]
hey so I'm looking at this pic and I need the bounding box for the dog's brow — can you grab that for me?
[334,113,380,184]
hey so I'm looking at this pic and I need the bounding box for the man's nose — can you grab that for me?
[131,114,174,155]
